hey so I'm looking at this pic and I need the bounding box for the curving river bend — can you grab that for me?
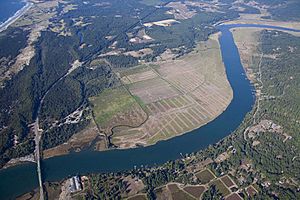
[1,24,300,199]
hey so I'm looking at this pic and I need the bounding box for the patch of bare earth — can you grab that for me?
[143,19,179,27]
[166,183,196,200]
[183,185,206,199]
[72,16,92,27]
[166,2,197,20]
[184,1,222,13]
[129,29,154,44]
[59,179,72,200]
[225,193,243,200]
[157,48,177,61]
[102,30,154,58]
[50,19,72,36]
[155,185,173,200]
[124,48,153,58]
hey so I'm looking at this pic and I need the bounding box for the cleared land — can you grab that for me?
[167,183,196,200]
[156,183,208,200]
[225,193,243,200]
[90,87,147,136]
[166,2,197,20]
[209,179,231,197]
[183,185,206,199]
[96,33,233,148]
[221,175,236,188]
[195,169,216,184]
[143,19,179,27]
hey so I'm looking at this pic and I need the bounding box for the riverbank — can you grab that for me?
[223,13,300,32]
[227,23,300,83]
[2,154,35,169]
[0,0,33,33]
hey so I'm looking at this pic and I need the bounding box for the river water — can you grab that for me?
[1,24,299,199]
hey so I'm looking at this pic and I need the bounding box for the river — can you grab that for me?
[1,24,299,199]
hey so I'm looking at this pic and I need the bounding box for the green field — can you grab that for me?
[90,87,136,125]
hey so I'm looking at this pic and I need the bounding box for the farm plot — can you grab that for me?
[154,186,170,200]
[107,34,233,148]
[209,179,231,197]
[167,183,196,200]
[90,87,147,135]
[195,169,216,184]
[128,78,179,104]
[225,193,243,200]
[183,185,206,199]
[246,185,258,197]
[126,70,157,84]
[157,59,206,93]
[191,83,231,116]
[221,175,237,189]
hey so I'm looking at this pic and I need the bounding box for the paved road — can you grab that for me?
[33,119,44,200]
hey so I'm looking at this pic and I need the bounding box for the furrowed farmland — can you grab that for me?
[91,34,233,148]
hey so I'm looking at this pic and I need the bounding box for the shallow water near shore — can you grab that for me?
[0,0,26,24]
[1,23,299,199]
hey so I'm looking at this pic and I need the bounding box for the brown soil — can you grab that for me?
[221,176,236,188]
[225,193,243,200]
[183,185,206,199]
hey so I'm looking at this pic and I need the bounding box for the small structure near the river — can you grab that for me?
[69,175,82,193]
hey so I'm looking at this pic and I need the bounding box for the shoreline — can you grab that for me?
[0,0,33,33]
[2,154,36,170]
